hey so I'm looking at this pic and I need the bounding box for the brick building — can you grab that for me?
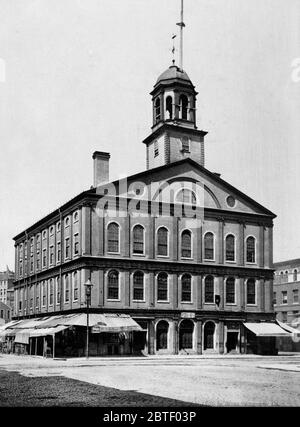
[0,267,14,311]
[273,259,300,325]
[8,61,288,357]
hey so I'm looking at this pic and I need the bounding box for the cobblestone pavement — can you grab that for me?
[1,353,300,406]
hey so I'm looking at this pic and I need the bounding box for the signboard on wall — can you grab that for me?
[181,312,195,319]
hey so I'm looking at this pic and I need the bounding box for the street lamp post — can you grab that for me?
[84,278,93,359]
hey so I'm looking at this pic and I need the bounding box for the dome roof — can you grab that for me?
[155,65,192,86]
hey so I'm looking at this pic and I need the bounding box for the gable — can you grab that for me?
[105,159,275,217]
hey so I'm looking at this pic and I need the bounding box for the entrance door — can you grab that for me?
[226,332,239,353]
[156,321,169,351]
[179,320,194,350]
[204,322,215,350]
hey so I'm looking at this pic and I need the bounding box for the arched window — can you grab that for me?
[181,274,192,302]
[73,271,79,301]
[157,272,168,301]
[157,227,168,256]
[246,236,255,263]
[107,270,119,300]
[226,277,235,304]
[133,225,144,255]
[155,98,161,122]
[180,94,188,119]
[294,269,298,282]
[204,276,214,303]
[204,232,214,260]
[247,279,256,305]
[166,96,173,119]
[181,230,192,258]
[176,188,197,205]
[156,320,169,350]
[225,234,235,262]
[107,222,120,253]
[133,271,144,301]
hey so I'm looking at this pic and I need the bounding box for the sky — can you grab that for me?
[0,0,299,270]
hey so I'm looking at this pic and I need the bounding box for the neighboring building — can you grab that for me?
[9,59,282,357]
[0,267,15,310]
[0,301,11,325]
[273,259,300,326]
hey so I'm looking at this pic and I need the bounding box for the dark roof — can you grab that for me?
[155,65,193,86]
[274,258,300,269]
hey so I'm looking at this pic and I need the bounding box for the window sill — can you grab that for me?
[132,253,145,257]
[107,252,121,256]
[225,303,237,306]
[203,259,215,262]
[157,255,169,259]
[181,257,193,261]
[225,260,236,264]
[181,301,193,304]
[132,299,146,303]
[157,300,169,303]
[107,299,121,302]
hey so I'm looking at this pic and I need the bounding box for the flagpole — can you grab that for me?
[176,0,185,71]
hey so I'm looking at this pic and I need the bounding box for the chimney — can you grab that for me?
[92,151,110,187]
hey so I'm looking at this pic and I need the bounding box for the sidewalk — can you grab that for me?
[1,352,300,369]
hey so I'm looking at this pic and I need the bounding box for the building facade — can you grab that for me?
[0,267,14,311]
[273,259,300,325]
[0,301,11,325]
[11,64,278,356]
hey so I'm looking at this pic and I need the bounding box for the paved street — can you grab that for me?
[1,353,300,406]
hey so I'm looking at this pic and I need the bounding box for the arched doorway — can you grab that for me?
[179,319,194,350]
[156,320,169,351]
[204,321,215,350]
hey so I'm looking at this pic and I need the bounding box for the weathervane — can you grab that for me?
[176,0,185,70]
[171,34,177,65]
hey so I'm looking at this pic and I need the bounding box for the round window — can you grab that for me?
[226,195,236,208]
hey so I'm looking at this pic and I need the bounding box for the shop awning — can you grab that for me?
[244,322,291,337]
[92,314,143,333]
[276,320,300,336]
[14,325,69,344]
